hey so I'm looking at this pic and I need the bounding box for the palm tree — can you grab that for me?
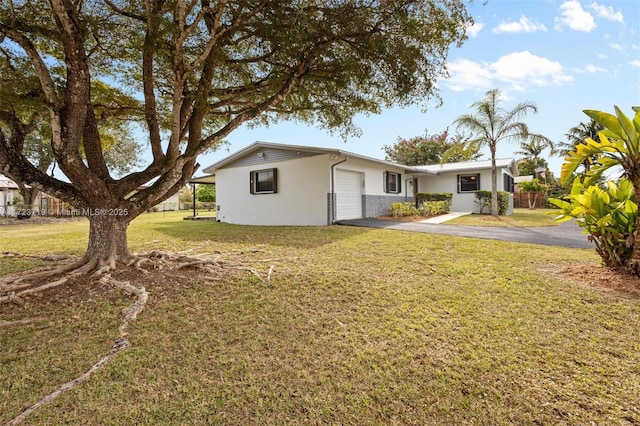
[556,119,604,172]
[454,88,549,216]
[515,138,556,161]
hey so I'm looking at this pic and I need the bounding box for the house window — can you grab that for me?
[503,174,515,193]
[458,173,480,193]
[250,168,277,194]
[384,172,401,194]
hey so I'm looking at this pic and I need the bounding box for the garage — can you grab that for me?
[335,169,363,220]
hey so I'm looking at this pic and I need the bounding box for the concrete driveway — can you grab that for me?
[337,218,594,249]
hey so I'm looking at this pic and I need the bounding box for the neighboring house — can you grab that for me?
[135,185,181,211]
[1,174,80,217]
[199,142,518,226]
[0,175,20,216]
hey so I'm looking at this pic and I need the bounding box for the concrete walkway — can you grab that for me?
[337,217,594,249]
[419,211,472,224]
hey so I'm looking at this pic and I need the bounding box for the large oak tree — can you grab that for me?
[0,0,472,270]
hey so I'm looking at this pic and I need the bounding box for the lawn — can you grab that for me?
[446,208,560,227]
[2,211,640,425]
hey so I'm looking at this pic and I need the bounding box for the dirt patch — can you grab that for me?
[474,215,515,224]
[559,263,640,297]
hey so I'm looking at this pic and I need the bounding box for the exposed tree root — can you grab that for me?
[0,318,38,327]
[0,258,87,304]
[7,271,148,426]
[4,249,278,424]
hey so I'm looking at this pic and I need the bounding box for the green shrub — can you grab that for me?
[421,200,450,216]
[474,190,510,215]
[389,200,451,217]
[549,178,637,269]
[389,202,420,217]
[416,192,453,203]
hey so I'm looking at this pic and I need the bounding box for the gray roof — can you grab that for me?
[415,158,518,176]
[202,141,420,174]
[200,142,517,176]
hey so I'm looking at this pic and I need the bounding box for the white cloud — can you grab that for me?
[590,2,624,23]
[631,60,640,69]
[555,0,596,32]
[493,16,548,34]
[445,59,493,92]
[583,64,606,73]
[466,22,485,38]
[444,51,573,92]
[492,51,573,88]
[608,43,623,52]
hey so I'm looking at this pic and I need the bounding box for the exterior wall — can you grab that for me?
[416,168,514,214]
[215,154,411,225]
[363,195,408,217]
[216,154,331,225]
[335,157,411,219]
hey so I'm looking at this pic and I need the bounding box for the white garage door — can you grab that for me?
[336,169,363,220]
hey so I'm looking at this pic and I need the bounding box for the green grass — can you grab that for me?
[2,211,640,424]
[446,208,560,227]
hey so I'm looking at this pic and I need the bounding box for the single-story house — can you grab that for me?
[0,175,20,216]
[197,142,517,226]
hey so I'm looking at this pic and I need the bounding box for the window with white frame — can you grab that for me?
[457,173,480,193]
[384,171,401,194]
[250,168,277,194]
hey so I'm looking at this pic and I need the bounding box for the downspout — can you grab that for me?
[329,156,348,224]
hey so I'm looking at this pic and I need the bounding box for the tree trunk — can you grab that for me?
[490,146,498,217]
[85,213,135,269]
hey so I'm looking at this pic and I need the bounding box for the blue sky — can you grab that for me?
[196,0,640,177]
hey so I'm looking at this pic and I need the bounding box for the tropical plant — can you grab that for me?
[559,106,640,274]
[550,178,637,269]
[454,89,550,216]
[518,178,549,209]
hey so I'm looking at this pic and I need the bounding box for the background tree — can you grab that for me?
[454,88,549,216]
[514,138,556,161]
[518,178,549,209]
[516,157,555,184]
[0,1,472,272]
[383,129,481,166]
[557,119,605,173]
[195,184,216,203]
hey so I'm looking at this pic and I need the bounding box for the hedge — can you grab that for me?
[474,190,509,215]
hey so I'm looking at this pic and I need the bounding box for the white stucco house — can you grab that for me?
[0,175,20,216]
[195,142,517,226]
